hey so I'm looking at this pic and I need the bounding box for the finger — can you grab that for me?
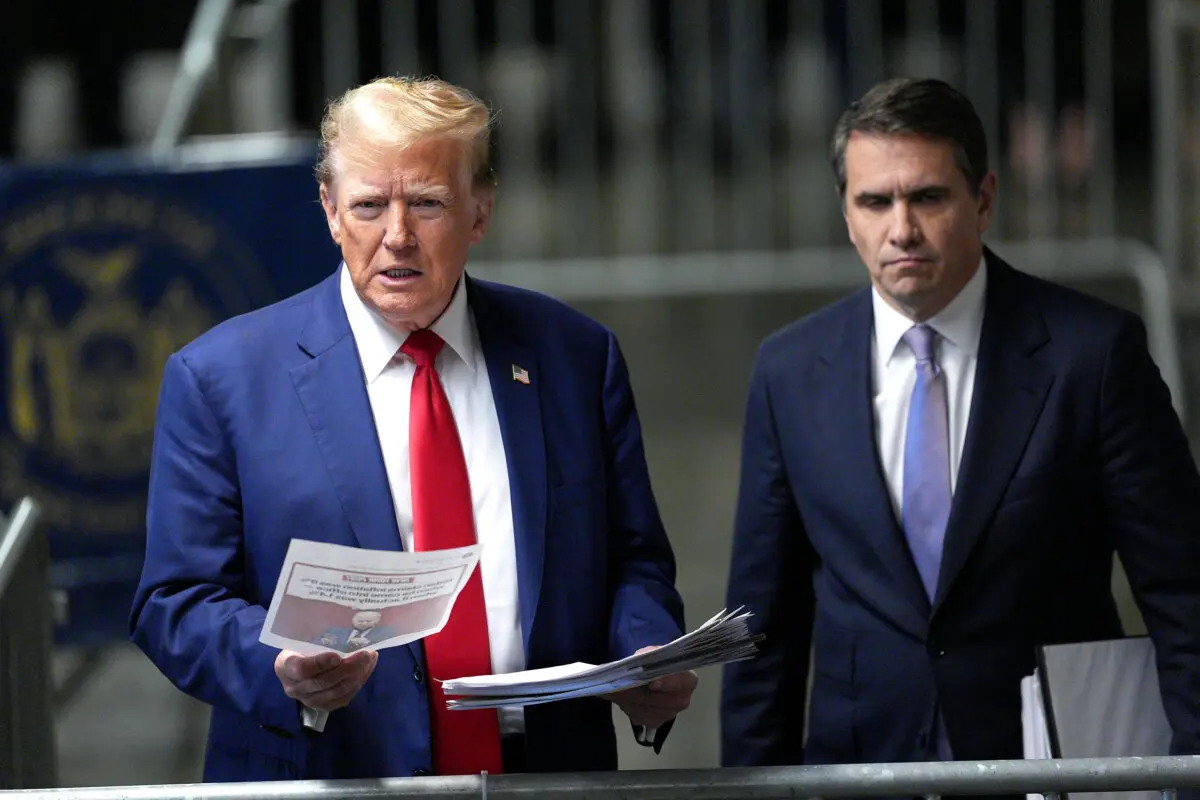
[290,659,376,708]
[277,650,343,682]
[649,670,699,694]
[622,693,692,715]
[287,652,377,702]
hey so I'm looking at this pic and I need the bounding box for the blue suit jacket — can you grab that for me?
[130,272,685,780]
[722,252,1200,766]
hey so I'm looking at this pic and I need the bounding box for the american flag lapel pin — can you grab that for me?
[512,364,531,384]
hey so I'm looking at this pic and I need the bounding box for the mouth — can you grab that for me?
[379,267,422,281]
[885,257,931,269]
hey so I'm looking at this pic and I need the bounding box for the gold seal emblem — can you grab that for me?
[0,191,264,535]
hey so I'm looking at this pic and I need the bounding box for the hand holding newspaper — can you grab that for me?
[440,607,763,709]
[258,538,483,731]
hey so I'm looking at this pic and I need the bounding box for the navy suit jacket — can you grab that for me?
[130,272,685,780]
[722,252,1200,766]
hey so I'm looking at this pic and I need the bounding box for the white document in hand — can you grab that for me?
[258,538,481,655]
[441,607,763,709]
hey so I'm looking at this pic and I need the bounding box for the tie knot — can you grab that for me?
[400,329,445,367]
[903,324,938,363]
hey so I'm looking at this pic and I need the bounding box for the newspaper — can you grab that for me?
[441,607,762,709]
[259,538,481,655]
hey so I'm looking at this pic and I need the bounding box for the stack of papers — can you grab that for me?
[442,608,762,709]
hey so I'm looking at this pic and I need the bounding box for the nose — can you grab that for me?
[887,201,922,249]
[384,203,414,249]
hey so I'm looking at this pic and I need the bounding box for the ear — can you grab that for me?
[468,189,494,245]
[320,183,342,246]
[976,171,997,235]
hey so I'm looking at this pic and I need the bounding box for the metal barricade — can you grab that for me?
[5,756,1200,800]
[0,497,57,790]
[1151,0,1200,277]
[472,237,1187,423]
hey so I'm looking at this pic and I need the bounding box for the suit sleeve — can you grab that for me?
[600,331,686,658]
[721,350,814,766]
[1099,316,1200,757]
[129,354,303,735]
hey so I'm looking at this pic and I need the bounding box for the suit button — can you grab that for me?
[936,649,946,657]
[413,666,423,682]
[412,768,432,777]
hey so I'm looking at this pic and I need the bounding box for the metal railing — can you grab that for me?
[472,237,1188,422]
[6,756,1200,799]
[0,497,57,790]
[1151,0,1200,276]
[152,0,1148,260]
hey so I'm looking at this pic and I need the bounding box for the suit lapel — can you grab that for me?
[467,277,547,654]
[289,273,404,554]
[933,255,1052,612]
[813,291,929,637]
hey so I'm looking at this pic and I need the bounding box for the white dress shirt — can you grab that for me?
[871,259,987,518]
[340,266,526,733]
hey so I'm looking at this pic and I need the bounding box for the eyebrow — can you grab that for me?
[404,182,455,202]
[853,184,952,204]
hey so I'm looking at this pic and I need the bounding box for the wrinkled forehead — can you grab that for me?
[326,134,473,191]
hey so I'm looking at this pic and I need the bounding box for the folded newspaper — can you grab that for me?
[441,607,762,709]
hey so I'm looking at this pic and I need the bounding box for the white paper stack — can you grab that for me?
[442,608,763,709]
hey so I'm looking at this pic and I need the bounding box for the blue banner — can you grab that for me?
[0,146,340,645]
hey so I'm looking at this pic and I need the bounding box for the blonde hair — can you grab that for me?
[315,76,495,189]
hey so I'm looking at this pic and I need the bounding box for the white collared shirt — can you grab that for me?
[340,266,526,732]
[871,259,987,518]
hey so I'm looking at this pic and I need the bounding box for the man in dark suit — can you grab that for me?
[131,76,697,781]
[721,77,1200,768]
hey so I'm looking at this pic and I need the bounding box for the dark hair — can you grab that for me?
[831,78,988,197]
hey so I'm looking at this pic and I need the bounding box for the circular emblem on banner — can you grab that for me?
[0,190,270,536]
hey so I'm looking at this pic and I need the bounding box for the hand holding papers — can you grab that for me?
[259,538,482,734]
[441,607,762,710]
[259,538,482,655]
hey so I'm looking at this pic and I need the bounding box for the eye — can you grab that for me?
[351,200,385,217]
[859,196,891,210]
[910,189,949,205]
[412,198,444,209]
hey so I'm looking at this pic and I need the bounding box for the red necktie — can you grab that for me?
[401,329,504,775]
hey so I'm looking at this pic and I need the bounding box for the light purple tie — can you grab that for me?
[902,324,955,761]
[901,324,950,601]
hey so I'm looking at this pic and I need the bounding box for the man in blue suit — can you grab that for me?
[131,76,696,781]
[722,78,1200,768]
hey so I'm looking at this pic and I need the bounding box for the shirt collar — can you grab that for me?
[872,256,987,365]
[339,264,477,383]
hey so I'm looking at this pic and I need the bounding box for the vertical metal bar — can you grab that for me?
[1084,0,1115,236]
[782,0,837,249]
[846,0,885,100]
[728,0,773,250]
[438,0,479,91]
[606,0,661,255]
[555,0,600,255]
[322,0,359,100]
[491,0,543,259]
[1024,0,1057,237]
[965,0,1003,236]
[1152,0,1181,273]
[670,0,717,252]
[151,0,237,155]
[381,0,420,77]
[1192,25,1200,275]
[905,0,942,79]
[0,498,54,790]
